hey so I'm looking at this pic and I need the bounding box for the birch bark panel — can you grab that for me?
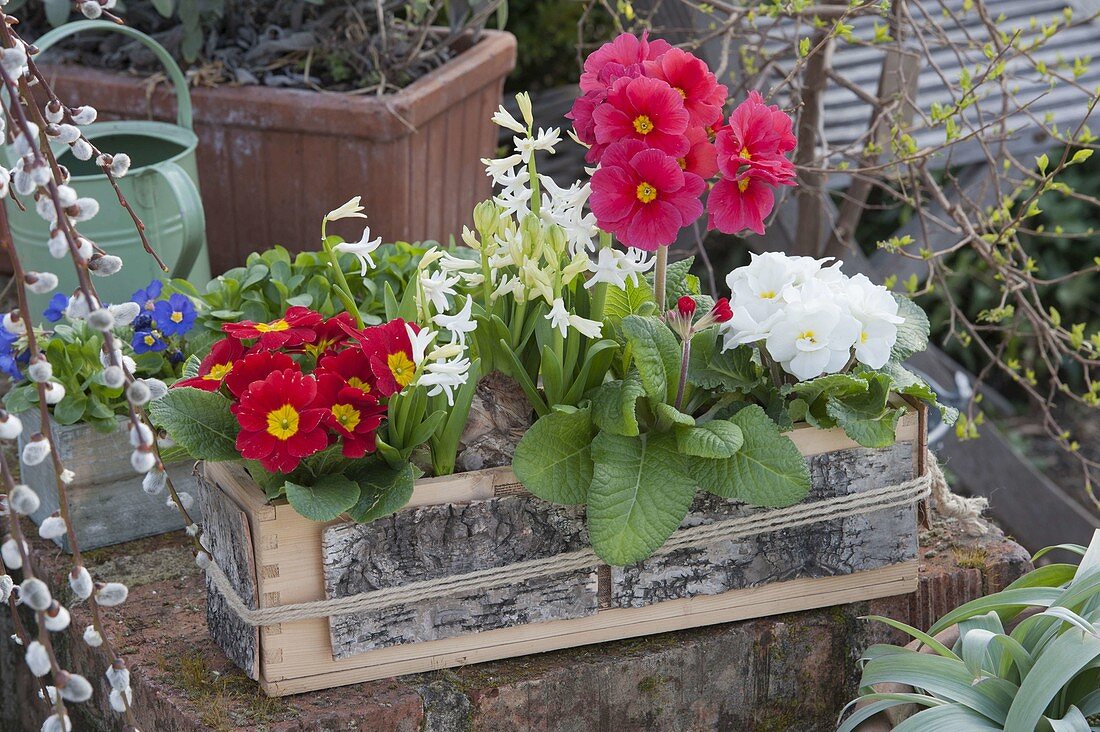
[198,470,261,680]
[322,497,599,660]
[611,442,918,608]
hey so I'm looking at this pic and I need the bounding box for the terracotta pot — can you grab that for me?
[34,31,516,275]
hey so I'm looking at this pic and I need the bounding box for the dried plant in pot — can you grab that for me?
[19,1,517,274]
[155,36,956,695]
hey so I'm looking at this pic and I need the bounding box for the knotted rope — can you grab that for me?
[205,455,947,628]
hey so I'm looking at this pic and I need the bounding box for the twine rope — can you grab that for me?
[205,457,944,628]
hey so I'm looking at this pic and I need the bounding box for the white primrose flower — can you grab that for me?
[25,641,50,677]
[333,226,382,276]
[69,566,93,600]
[0,412,22,439]
[764,300,860,381]
[727,251,799,323]
[325,196,367,222]
[22,434,52,466]
[39,515,67,540]
[8,484,39,515]
[26,271,59,294]
[431,297,476,345]
[842,274,905,369]
[83,625,103,648]
[491,104,526,134]
[43,603,70,632]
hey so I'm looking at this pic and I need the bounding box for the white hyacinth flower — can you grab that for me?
[405,324,436,366]
[333,226,382,276]
[431,298,476,345]
[419,269,460,315]
[491,104,526,134]
[324,196,367,222]
[418,355,472,406]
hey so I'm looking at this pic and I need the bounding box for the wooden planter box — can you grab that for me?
[18,411,196,552]
[34,31,516,275]
[199,409,926,696]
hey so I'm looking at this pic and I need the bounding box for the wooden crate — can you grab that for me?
[18,411,195,551]
[200,410,925,696]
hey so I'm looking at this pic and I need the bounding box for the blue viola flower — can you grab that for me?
[131,280,163,310]
[168,349,185,365]
[0,351,21,380]
[43,293,68,323]
[132,329,168,354]
[132,312,154,332]
[152,294,196,337]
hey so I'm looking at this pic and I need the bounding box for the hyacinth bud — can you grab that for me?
[87,308,115,332]
[25,271,59,294]
[83,625,103,647]
[42,712,72,732]
[89,253,123,277]
[70,566,93,600]
[2,536,25,570]
[42,382,66,405]
[0,411,21,439]
[45,101,64,124]
[58,671,93,702]
[131,447,156,473]
[102,365,126,388]
[0,575,13,603]
[472,200,501,238]
[107,661,130,691]
[142,468,167,496]
[94,582,129,607]
[39,514,67,540]
[25,640,50,677]
[70,105,98,126]
[27,357,52,383]
[44,602,70,632]
[143,378,169,401]
[109,302,140,326]
[8,484,40,516]
[110,687,132,713]
[19,578,51,610]
[127,380,151,406]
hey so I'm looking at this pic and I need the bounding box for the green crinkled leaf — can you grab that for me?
[891,294,931,361]
[690,405,810,506]
[878,362,959,426]
[513,408,595,504]
[603,276,656,328]
[345,462,416,523]
[649,256,697,307]
[621,315,680,403]
[789,372,869,428]
[826,373,904,448]
[182,354,202,380]
[148,387,240,461]
[692,342,763,393]
[284,474,361,522]
[653,402,695,429]
[591,376,646,437]
[676,420,744,459]
[587,431,697,565]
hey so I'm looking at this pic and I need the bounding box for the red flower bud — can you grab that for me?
[677,296,697,317]
[710,298,733,323]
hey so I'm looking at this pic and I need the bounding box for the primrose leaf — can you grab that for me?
[621,315,680,403]
[513,408,595,504]
[284,474,361,522]
[148,387,239,461]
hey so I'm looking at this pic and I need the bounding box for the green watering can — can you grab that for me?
[7,20,211,314]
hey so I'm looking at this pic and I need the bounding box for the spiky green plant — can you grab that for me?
[840,532,1100,731]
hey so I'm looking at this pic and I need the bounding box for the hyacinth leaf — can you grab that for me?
[890,705,1004,731]
[1044,706,1091,732]
[826,373,904,448]
[148,387,240,461]
[862,615,961,660]
[587,431,696,565]
[836,694,947,732]
[891,294,931,361]
[1004,630,1100,731]
[676,420,744,459]
[284,475,361,523]
[690,405,809,506]
[591,376,646,437]
[859,652,1016,723]
[345,462,416,523]
[621,315,680,404]
[563,339,620,406]
[927,588,1066,637]
[513,408,595,505]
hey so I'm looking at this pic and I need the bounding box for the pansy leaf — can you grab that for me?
[284,474,361,523]
[513,407,595,505]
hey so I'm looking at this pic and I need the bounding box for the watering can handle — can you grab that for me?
[153,161,206,280]
[32,20,193,131]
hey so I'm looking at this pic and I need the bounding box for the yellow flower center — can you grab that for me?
[305,338,336,358]
[387,352,416,387]
[203,362,233,381]
[331,403,361,431]
[860,331,869,343]
[740,148,753,160]
[673,87,686,98]
[255,319,290,333]
[759,290,776,300]
[143,334,156,346]
[347,376,371,394]
[636,182,658,204]
[266,404,300,440]
[633,115,654,134]
[798,330,817,344]
[738,178,750,193]
[170,311,184,323]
